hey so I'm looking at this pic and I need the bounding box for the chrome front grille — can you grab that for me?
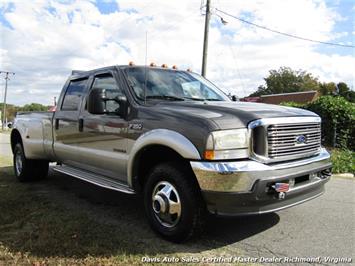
[249,117,322,163]
[267,123,321,159]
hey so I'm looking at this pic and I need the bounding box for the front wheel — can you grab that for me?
[143,162,206,242]
[13,143,49,182]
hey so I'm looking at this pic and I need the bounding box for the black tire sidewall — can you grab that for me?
[13,143,48,181]
[13,143,27,181]
[143,162,203,242]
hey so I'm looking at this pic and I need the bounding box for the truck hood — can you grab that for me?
[156,101,318,129]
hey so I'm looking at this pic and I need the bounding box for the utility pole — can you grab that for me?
[201,0,211,77]
[1,71,15,130]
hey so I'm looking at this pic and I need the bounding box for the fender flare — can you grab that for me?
[127,129,201,186]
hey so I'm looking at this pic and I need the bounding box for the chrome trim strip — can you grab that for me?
[253,192,323,216]
[215,191,324,216]
[288,178,323,193]
[249,116,321,128]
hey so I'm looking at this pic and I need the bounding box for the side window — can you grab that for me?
[62,79,87,111]
[90,75,124,113]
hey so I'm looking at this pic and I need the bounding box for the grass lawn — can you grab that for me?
[0,156,247,266]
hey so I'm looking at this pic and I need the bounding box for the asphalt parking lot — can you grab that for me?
[0,132,354,265]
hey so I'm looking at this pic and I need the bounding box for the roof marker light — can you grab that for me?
[129,61,135,66]
[150,62,156,67]
[161,64,168,68]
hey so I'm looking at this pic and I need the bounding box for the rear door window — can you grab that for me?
[62,79,88,111]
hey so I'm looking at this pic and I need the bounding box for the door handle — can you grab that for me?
[55,119,59,130]
[78,118,84,132]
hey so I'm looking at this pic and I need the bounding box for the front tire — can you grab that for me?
[143,162,206,242]
[13,143,49,182]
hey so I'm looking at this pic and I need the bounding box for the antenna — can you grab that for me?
[144,31,148,105]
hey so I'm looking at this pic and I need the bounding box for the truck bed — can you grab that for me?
[14,111,55,160]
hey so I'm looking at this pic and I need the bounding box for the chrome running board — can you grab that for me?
[52,165,135,194]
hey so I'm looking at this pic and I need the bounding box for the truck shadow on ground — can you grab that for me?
[0,165,280,258]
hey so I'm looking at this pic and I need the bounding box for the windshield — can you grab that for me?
[124,67,229,102]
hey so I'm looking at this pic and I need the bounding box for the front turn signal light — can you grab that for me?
[204,150,215,160]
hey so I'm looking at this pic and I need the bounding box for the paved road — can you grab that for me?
[0,132,354,265]
[0,132,12,157]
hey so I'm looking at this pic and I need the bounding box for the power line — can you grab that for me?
[226,41,248,96]
[215,8,355,48]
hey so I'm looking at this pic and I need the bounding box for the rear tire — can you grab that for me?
[143,162,206,242]
[13,143,49,182]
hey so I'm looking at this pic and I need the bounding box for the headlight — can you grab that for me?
[205,129,249,160]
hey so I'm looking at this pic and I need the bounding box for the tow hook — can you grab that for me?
[278,192,286,199]
[272,183,290,200]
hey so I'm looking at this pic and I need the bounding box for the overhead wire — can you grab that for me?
[215,8,355,48]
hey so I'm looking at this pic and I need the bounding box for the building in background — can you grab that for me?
[241,91,319,105]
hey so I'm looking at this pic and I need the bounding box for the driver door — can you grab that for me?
[73,72,129,182]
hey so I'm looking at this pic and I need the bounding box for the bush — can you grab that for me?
[307,96,354,150]
[279,101,305,109]
[329,148,355,174]
[281,96,355,150]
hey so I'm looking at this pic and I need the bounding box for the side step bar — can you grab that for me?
[52,165,135,194]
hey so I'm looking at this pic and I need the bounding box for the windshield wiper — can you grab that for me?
[183,97,223,101]
[146,95,185,101]
[205,98,223,101]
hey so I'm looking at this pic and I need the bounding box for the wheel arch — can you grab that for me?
[127,129,201,189]
[10,129,23,154]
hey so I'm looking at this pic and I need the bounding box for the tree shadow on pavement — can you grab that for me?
[0,165,280,259]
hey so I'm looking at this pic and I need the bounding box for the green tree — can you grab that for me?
[19,103,49,112]
[0,103,18,122]
[319,82,336,96]
[337,82,354,102]
[249,67,320,97]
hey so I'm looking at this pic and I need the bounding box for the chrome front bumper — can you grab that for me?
[190,148,332,216]
[191,148,331,193]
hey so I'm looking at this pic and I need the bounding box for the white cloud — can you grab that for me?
[0,0,354,106]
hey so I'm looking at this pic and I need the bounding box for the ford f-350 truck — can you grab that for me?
[11,64,332,242]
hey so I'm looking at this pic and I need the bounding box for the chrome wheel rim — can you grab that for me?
[15,151,23,175]
[152,181,181,228]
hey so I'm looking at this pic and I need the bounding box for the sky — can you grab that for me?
[0,0,354,106]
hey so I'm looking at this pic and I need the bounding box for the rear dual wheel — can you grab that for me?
[143,162,206,242]
[13,143,49,182]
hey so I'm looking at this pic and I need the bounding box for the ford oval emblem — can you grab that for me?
[296,135,307,144]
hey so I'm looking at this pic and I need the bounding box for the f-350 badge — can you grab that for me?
[129,123,143,130]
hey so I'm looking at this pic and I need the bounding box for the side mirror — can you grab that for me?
[231,95,238,102]
[88,88,106,114]
[115,95,128,117]
[88,88,127,117]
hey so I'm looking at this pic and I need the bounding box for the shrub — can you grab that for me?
[329,148,355,174]
[279,101,305,109]
[307,96,354,150]
[281,96,355,150]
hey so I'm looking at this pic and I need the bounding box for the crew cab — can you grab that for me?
[10,64,332,242]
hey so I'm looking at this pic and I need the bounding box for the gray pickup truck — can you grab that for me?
[11,64,332,242]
